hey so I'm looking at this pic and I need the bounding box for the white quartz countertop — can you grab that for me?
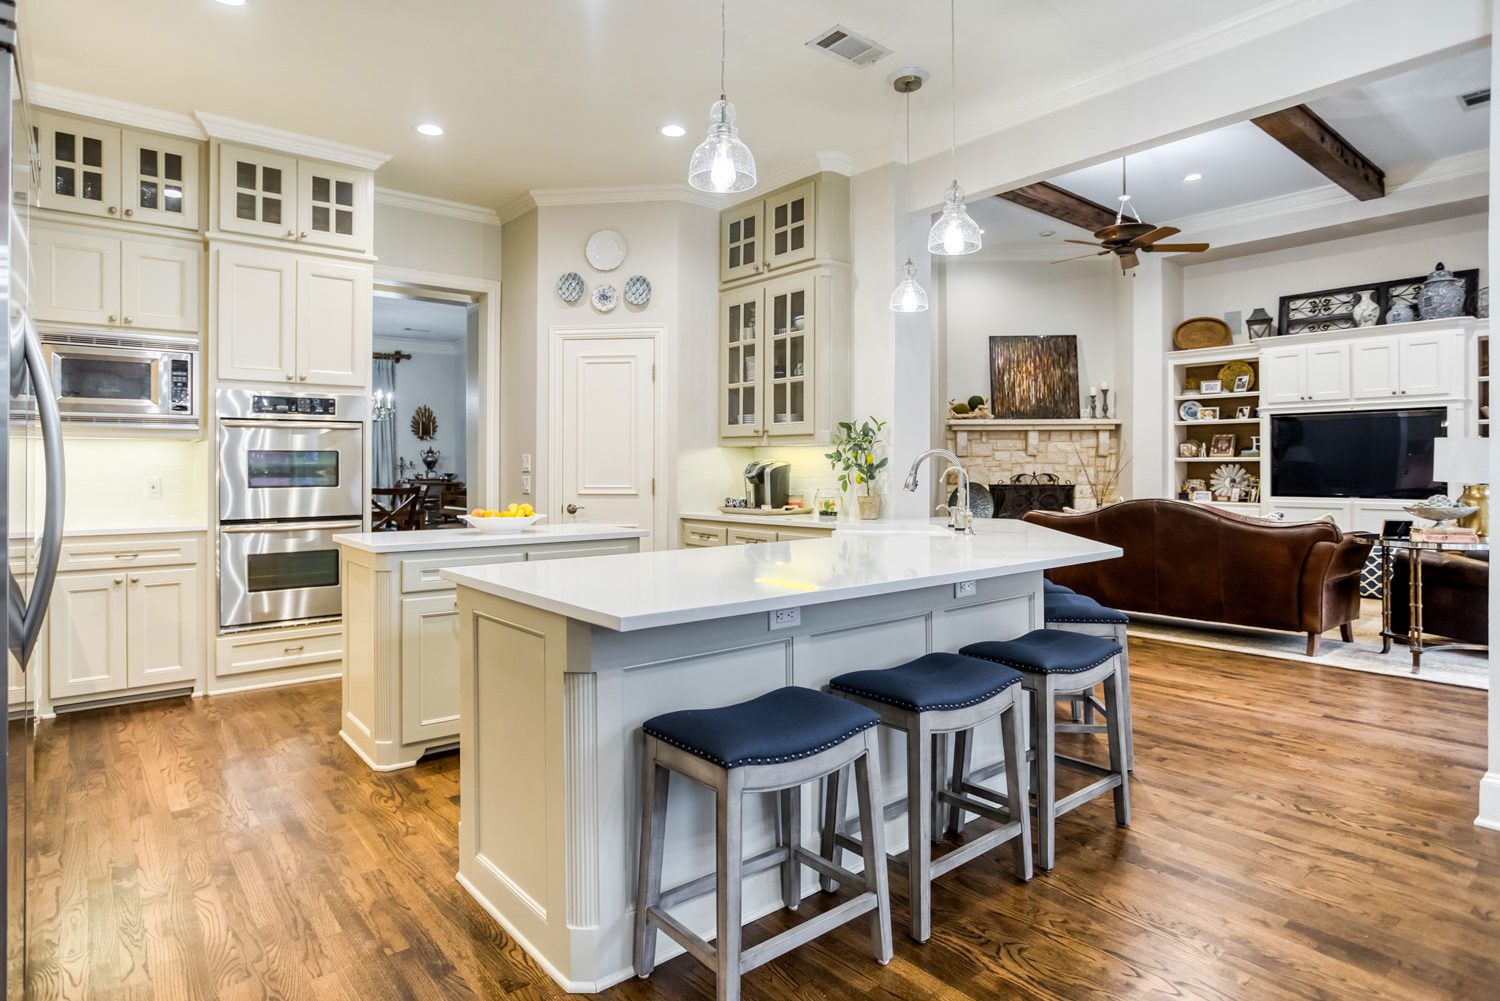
[443,518,1119,632]
[333,524,649,554]
[680,509,837,528]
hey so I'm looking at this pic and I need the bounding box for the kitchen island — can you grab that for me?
[442,519,1119,991]
[334,525,647,769]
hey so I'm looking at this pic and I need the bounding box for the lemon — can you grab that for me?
[519,504,534,517]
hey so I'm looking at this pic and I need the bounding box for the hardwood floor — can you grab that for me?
[26,638,1498,1001]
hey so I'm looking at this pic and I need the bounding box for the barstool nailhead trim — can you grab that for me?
[827,677,1019,713]
[641,720,878,769]
[965,648,1118,675]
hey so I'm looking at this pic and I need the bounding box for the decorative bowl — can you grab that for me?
[1402,500,1477,524]
[463,514,547,533]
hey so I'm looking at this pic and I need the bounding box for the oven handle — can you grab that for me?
[218,420,364,431]
[218,520,364,535]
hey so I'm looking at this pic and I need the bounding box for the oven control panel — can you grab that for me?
[169,359,192,412]
[251,395,339,416]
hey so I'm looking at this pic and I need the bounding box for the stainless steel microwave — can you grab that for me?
[31,331,198,428]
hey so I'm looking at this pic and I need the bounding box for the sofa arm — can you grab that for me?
[1298,535,1375,632]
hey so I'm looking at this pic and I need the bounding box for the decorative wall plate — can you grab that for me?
[585,230,627,271]
[1178,400,1202,421]
[590,284,618,312]
[624,274,652,306]
[557,272,584,303]
[1216,359,1254,391]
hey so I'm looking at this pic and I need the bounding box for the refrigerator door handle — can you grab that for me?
[15,312,65,663]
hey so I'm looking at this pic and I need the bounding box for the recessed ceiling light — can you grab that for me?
[1183,172,1203,182]
[215,0,247,6]
[415,122,444,137]
[658,123,686,138]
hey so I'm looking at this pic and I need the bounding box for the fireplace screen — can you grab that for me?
[990,473,1075,519]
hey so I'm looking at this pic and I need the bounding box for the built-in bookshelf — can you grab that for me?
[1165,344,1266,513]
[1476,329,1489,438]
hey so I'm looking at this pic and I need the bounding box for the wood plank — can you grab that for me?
[1251,104,1386,200]
[996,182,1118,233]
[23,636,1497,1000]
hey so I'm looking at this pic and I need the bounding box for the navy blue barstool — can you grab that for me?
[1045,593,1135,770]
[1042,579,1074,595]
[823,652,1032,942]
[634,687,892,1001]
[962,629,1130,871]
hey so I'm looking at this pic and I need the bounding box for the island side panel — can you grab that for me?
[340,546,398,768]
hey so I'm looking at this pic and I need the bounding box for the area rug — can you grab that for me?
[1128,600,1489,690]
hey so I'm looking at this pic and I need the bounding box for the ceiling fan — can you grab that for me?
[1052,158,1209,272]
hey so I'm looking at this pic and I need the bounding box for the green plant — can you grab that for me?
[967,394,985,410]
[826,418,889,496]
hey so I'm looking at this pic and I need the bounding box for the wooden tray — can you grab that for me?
[718,506,807,517]
[1173,316,1232,350]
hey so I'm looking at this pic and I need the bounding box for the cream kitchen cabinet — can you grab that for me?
[679,517,835,548]
[36,111,201,230]
[32,222,200,333]
[217,143,373,253]
[719,179,822,284]
[1260,342,1350,406]
[47,533,203,704]
[216,244,371,387]
[1351,331,1458,401]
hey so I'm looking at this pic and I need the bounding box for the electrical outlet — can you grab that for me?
[954,579,977,598]
[521,453,532,473]
[769,607,801,630]
[144,476,162,499]
[521,474,532,494]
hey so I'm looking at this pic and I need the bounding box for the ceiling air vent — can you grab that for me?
[1457,87,1490,111]
[806,25,890,67]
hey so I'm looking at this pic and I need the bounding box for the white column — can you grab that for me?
[1121,258,1181,499]
[1479,18,1500,833]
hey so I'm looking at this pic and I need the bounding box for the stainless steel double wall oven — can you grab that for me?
[216,388,366,629]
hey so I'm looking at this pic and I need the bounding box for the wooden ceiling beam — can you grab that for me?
[996,182,1118,234]
[1251,104,1385,201]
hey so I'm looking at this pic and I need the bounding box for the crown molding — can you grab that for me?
[29,84,203,139]
[375,187,500,226]
[497,193,538,226]
[527,183,723,211]
[194,112,391,170]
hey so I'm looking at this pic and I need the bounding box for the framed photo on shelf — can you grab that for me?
[1191,490,1214,503]
[1178,440,1204,458]
[1200,379,1223,394]
[1209,434,1237,457]
[1233,374,1252,393]
[1235,405,1254,419]
[1199,406,1220,421]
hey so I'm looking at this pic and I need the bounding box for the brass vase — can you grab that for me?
[1455,482,1489,540]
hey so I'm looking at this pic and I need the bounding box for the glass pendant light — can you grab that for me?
[928,0,981,256]
[890,75,929,313]
[688,0,756,193]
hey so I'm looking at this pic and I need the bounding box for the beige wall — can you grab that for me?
[499,209,539,506]
[374,202,503,281]
[12,435,208,532]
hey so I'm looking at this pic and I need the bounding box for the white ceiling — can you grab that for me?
[372,295,469,345]
[28,0,1297,210]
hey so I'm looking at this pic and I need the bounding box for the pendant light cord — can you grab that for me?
[948,0,958,182]
[720,0,727,100]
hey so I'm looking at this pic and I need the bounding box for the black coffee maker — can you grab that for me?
[743,460,790,509]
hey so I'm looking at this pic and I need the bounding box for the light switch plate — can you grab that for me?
[144,476,162,499]
[521,474,532,494]
[770,607,801,630]
[521,453,532,472]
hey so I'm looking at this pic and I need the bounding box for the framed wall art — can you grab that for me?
[987,335,1080,420]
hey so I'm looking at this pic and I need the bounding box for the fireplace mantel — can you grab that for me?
[948,419,1121,459]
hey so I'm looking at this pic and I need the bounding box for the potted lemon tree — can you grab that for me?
[827,417,889,520]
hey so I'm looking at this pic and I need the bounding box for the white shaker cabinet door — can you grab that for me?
[1397,331,1456,398]
[294,258,371,387]
[399,593,462,747]
[218,143,299,240]
[127,566,201,689]
[297,161,371,253]
[32,225,121,327]
[1259,347,1307,407]
[1304,342,1350,402]
[121,130,201,230]
[121,240,201,333]
[1350,339,1399,400]
[48,572,129,699]
[217,245,298,383]
[36,111,121,220]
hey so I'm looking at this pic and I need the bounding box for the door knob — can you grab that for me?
[566,503,585,514]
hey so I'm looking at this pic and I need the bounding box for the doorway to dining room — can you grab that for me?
[372,289,482,528]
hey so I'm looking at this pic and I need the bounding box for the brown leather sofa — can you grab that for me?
[1024,499,1374,655]
[1389,549,1488,645]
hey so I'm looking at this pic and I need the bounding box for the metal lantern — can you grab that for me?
[1245,307,1275,341]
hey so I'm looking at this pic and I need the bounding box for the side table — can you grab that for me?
[1379,536,1490,672]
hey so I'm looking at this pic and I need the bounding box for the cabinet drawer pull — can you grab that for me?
[283,645,305,655]
[114,553,140,560]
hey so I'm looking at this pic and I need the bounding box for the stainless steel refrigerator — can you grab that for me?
[4,2,66,996]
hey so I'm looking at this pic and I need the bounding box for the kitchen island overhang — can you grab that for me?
[443,521,1119,993]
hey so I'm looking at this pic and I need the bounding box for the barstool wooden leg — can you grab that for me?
[1116,628,1135,771]
[818,766,849,894]
[1032,677,1058,872]
[633,737,668,978]
[778,788,801,910]
[906,720,934,942]
[715,772,746,1001]
[853,730,894,964]
[999,701,1033,880]
[930,733,948,844]
[1104,669,1131,827]
[944,728,972,837]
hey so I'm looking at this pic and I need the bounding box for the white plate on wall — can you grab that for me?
[591,284,618,312]
[585,230,627,271]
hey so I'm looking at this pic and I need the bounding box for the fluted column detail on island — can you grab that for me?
[563,671,601,928]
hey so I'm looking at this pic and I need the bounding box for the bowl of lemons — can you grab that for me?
[463,504,545,533]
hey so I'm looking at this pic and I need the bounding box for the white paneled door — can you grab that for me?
[558,335,657,548]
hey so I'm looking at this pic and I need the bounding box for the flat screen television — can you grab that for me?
[1270,408,1449,500]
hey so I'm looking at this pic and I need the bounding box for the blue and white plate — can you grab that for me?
[591,283,618,312]
[624,274,652,306]
[557,272,584,303]
[1178,400,1202,421]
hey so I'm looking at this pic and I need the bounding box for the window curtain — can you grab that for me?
[372,357,398,489]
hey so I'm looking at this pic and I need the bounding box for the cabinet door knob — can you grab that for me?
[124,208,134,218]
[107,206,117,215]
[107,315,118,324]
[298,374,307,381]
[123,316,133,325]
[286,229,296,238]
[129,575,139,584]
[285,373,295,381]
[299,231,308,239]
[113,576,123,585]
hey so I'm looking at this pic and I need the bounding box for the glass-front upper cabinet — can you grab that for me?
[719,200,762,285]
[764,181,815,272]
[720,287,762,438]
[765,274,813,436]
[297,161,369,252]
[35,110,119,219]
[121,131,200,230]
[218,143,299,240]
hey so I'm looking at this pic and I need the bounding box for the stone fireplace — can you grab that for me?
[944,419,1123,513]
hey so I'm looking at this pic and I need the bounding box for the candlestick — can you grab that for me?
[1088,392,1098,420]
